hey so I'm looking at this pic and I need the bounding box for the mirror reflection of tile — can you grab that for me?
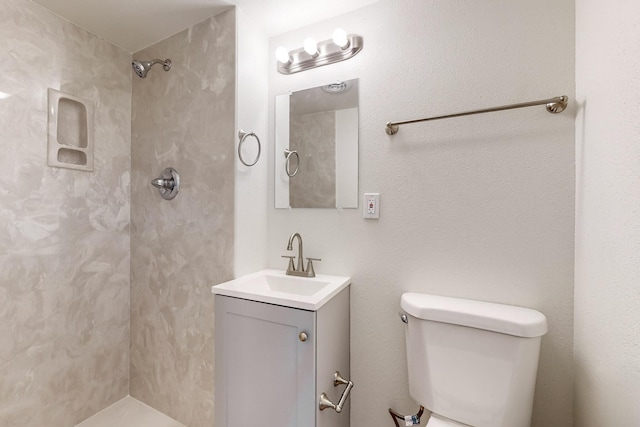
[275,78,359,209]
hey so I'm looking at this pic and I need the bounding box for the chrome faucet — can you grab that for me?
[283,232,320,277]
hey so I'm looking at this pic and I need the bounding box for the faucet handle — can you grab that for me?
[282,255,295,273]
[305,258,321,277]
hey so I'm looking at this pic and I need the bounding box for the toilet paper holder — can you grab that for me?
[318,371,353,413]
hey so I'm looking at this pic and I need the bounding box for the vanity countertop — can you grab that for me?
[211,269,351,311]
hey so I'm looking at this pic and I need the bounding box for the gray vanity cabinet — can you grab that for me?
[214,288,350,427]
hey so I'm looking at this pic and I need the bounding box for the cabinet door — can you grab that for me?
[215,296,316,427]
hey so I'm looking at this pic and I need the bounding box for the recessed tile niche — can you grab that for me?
[47,88,94,171]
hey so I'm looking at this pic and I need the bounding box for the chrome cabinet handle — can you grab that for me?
[284,149,299,177]
[319,371,353,413]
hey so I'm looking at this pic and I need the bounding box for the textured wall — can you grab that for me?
[290,111,337,208]
[0,0,131,425]
[130,10,236,427]
[234,7,269,278]
[574,0,640,425]
[268,1,575,426]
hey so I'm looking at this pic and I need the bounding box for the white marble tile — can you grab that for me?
[2,2,235,426]
[76,396,185,427]
[130,9,236,427]
[290,110,337,208]
[0,0,131,425]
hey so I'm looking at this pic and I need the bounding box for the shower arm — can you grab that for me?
[149,59,172,71]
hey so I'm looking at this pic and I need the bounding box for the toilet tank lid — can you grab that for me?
[401,293,548,338]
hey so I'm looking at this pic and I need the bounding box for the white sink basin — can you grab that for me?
[211,269,351,311]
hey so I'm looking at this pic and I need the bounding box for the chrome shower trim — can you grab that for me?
[132,58,172,78]
[151,167,180,200]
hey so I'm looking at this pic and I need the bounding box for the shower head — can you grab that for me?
[131,59,172,78]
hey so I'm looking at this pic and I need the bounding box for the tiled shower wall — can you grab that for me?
[0,0,132,425]
[289,111,336,208]
[130,10,236,427]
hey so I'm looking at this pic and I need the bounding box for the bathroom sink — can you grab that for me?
[262,274,329,296]
[211,269,350,311]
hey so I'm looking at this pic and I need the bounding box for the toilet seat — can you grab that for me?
[426,413,471,427]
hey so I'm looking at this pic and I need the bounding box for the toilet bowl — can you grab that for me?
[401,293,548,427]
[426,413,470,427]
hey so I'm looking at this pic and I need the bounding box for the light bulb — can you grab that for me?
[303,37,318,57]
[332,28,349,49]
[275,46,291,64]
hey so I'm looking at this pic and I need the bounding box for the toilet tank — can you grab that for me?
[401,293,548,427]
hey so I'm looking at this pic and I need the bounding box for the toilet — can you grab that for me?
[400,293,548,427]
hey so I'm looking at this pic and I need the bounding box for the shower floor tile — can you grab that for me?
[75,396,186,427]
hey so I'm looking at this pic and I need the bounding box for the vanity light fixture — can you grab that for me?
[303,37,319,57]
[275,46,291,65]
[276,28,363,75]
[332,28,349,49]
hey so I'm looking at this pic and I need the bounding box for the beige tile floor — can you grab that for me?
[75,396,185,427]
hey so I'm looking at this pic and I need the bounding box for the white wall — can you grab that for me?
[235,7,270,276]
[267,1,575,426]
[574,0,640,425]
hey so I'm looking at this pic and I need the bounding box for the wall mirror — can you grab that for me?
[275,79,359,209]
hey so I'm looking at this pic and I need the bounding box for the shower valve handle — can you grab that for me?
[150,167,180,200]
[151,178,172,189]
